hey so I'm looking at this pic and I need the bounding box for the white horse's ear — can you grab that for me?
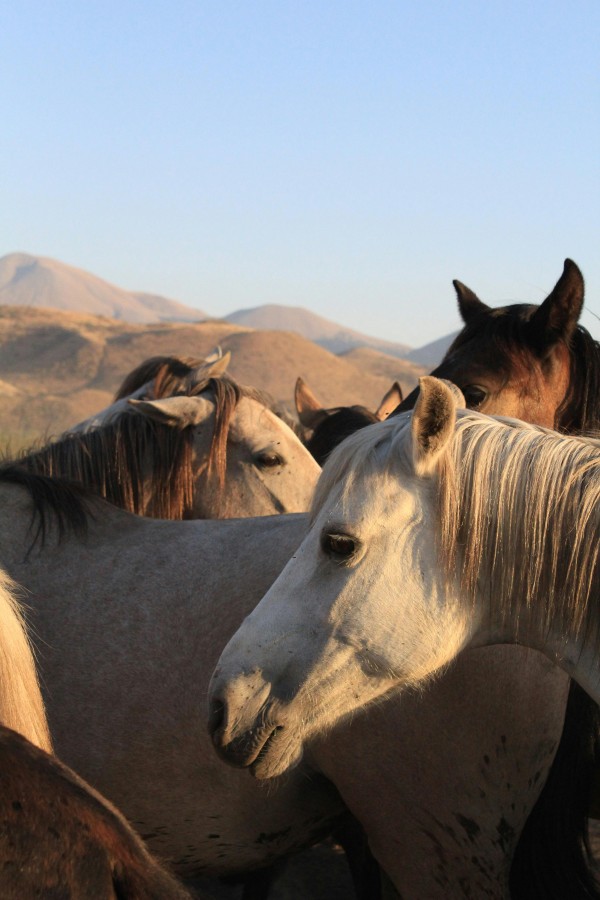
[411,377,458,476]
[294,378,328,429]
[375,382,403,420]
[436,379,466,408]
[129,396,213,428]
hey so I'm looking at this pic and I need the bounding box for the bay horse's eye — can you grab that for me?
[321,532,358,561]
[256,451,284,468]
[462,385,488,410]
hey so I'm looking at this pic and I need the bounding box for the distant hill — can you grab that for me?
[0,251,460,381]
[0,306,425,449]
[406,332,457,367]
[340,347,427,396]
[224,304,412,357]
[0,253,208,324]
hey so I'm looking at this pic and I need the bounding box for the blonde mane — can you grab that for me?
[312,410,600,644]
[440,411,600,644]
[0,571,52,752]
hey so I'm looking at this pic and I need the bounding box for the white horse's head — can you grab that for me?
[208,377,476,778]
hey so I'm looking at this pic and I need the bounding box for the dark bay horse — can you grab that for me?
[0,725,192,899]
[394,258,599,898]
[294,377,403,465]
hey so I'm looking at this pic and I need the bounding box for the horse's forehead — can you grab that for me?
[229,397,286,442]
[442,310,541,378]
[318,456,419,532]
[453,303,537,345]
[488,303,537,321]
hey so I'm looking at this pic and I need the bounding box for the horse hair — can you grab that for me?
[305,406,378,466]
[114,355,206,401]
[7,374,291,521]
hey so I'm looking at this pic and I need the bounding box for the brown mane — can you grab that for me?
[114,355,206,401]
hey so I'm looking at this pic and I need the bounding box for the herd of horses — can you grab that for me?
[0,258,599,898]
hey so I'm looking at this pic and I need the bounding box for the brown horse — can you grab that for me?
[394,258,599,898]
[0,725,193,899]
[295,378,403,465]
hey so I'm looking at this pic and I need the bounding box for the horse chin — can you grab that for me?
[249,730,304,780]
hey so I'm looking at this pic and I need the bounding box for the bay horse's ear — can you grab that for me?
[527,259,584,353]
[411,377,458,476]
[375,382,403,420]
[129,396,213,428]
[453,280,490,324]
[295,378,328,429]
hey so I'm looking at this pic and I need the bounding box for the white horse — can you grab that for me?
[209,375,600,782]
[0,570,51,753]
[0,466,567,899]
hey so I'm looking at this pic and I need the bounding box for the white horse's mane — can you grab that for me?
[0,571,52,752]
[313,408,600,643]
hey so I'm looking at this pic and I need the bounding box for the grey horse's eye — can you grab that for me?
[256,451,284,468]
[321,532,358,561]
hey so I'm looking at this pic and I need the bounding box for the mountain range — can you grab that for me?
[0,252,454,363]
[0,253,208,325]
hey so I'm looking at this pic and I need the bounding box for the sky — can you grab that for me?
[2,1,598,348]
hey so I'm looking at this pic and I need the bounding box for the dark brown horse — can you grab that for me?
[396,258,600,899]
[295,377,403,465]
[0,725,192,899]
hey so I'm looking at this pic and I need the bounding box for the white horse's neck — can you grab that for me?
[0,573,52,752]
[471,601,600,705]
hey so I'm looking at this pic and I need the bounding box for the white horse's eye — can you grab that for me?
[321,532,358,560]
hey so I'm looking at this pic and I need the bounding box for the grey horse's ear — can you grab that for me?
[129,396,213,428]
[411,377,458,476]
[294,378,328,430]
[204,346,223,363]
[187,352,231,388]
[453,280,490,324]
[375,382,403,420]
[526,259,584,353]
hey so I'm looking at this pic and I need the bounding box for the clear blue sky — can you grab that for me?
[2,1,598,347]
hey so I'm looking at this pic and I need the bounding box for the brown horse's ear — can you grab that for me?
[527,259,584,353]
[375,382,403,420]
[411,377,457,476]
[453,280,490,324]
[294,378,328,429]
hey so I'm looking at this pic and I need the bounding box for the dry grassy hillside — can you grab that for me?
[0,306,423,450]
[339,347,427,396]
